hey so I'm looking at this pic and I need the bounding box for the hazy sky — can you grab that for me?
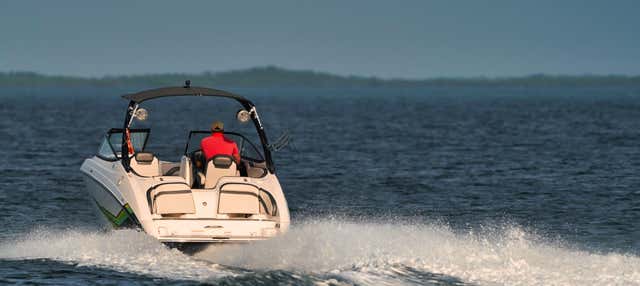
[1,0,638,78]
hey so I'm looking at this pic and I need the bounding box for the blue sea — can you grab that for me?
[1,85,639,285]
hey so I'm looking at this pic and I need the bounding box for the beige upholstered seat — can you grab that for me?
[130,152,161,177]
[218,183,260,215]
[150,184,195,215]
[204,156,238,189]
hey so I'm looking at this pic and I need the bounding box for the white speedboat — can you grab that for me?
[80,82,290,246]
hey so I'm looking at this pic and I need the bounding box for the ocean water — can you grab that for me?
[1,86,639,285]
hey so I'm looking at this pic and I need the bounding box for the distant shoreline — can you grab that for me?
[1,66,639,88]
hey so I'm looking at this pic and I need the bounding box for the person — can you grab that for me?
[200,121,241,164]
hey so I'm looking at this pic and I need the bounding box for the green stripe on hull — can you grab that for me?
[125,204,134,214]
[95,200,134,227]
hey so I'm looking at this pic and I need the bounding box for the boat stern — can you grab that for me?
[150,217,282,243]
[134,175,289,243]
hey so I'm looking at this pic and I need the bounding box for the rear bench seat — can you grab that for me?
[218,183,260,215]
[150,184,195,215]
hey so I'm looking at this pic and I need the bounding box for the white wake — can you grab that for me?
[198,219,640,285]
[0,228,233,281]
[1,219,639,285]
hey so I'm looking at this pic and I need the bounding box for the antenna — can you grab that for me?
[184,80,191,88]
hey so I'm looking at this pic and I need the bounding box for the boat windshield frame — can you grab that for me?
[120,85,275,174]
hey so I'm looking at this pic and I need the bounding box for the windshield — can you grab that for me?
[185,131,264,162]
[130,96,264,160]
[97,129,149,160]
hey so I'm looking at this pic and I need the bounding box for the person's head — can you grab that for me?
[210,121,224,133]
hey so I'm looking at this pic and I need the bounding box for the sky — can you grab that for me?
[0,0,639,78]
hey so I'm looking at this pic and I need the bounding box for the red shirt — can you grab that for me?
[200,132,240,163]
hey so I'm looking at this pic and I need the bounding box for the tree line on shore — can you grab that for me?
[1,66,639,87]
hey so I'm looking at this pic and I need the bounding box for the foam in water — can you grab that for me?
[198,219,640,285]
[0,228,233,281]
[1,219,639,285]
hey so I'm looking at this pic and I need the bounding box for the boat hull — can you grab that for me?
[83,173,140,228]
[80,157,290,245]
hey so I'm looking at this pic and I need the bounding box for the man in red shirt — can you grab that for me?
[200,121,241,163]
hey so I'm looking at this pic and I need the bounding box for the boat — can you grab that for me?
[80,82,290,246]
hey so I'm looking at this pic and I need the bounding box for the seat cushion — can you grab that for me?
[204,160,237,189]
[218,184,260,214]
[131,153,161,177]
[151,184,195,215]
